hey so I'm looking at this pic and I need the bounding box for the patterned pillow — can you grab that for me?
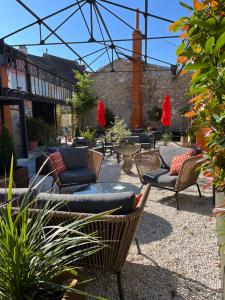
[50,151,66,174]
[135,193,142,208]
[169,151,194,176]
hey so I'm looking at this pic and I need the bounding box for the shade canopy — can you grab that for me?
[97,99,106,127]
[161,95,171,127]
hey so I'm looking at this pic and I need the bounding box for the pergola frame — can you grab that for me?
[1,0,179,73]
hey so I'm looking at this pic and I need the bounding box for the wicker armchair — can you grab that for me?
[24,184,151,299]
[39,148,103,193]
[134,149,203,210]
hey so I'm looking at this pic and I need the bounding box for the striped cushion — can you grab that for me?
[50,151,66,174]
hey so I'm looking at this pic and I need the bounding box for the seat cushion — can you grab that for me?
[159,146,196,169]
[139,133,154,143]
[36,191,136,215]
[59,146,89,169]
[59,168,96,184]
[143,168,177,187]
[49,151,66,174]
[169,151,193,175]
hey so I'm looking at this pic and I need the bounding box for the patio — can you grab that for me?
[19,144,222,300]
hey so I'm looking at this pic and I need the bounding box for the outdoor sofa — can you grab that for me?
[0,177,151,300]
[37,146,103,192]
[134,146,203,210]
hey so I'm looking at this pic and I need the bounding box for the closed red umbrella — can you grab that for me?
[97,99,106,127]
[161,95,171,127]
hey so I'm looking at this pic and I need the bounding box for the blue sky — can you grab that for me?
[0,0,193,71]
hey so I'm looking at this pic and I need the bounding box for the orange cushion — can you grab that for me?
[135,193,142,208]
[50,151,66,174]
[169,151,193,176]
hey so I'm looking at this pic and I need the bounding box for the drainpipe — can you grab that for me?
[130,9,143,129]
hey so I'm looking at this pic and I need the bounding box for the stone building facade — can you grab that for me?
[89,59,191,132]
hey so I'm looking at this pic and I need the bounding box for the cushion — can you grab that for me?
[49,151,66,174]
[159,146,196,169]
[48,147,58,153]
[59,146,89,170]
[135,193,142,208]
[169,151,193,175]
[0,188,36,207]
[36,192,136,215]
[139,133,154,143]
[143,168,177,187]
[59,168,96,184]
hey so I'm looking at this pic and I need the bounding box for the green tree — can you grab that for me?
[69,71,96,133]
[170,0,225,190]
[0,125,17,174]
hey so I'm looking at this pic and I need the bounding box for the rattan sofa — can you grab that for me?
[38,147,103,193]
[33,184,150,299]
[134,147,203,210]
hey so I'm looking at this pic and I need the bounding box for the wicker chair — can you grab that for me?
[24,184,151,299]
[134,149,203,210]
[39,149,103,193]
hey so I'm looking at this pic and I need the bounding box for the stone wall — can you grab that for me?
[88,59,191,132]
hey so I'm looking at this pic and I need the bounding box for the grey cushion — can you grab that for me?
[59,168,96,184]
[59,146,89,169]
[125,136,140,144]
[143,168,177,187]
[48,147,58,153]
[0,188,37,207]
[139,133,154,143]
[159,146,195,169]
[36,192,136,215]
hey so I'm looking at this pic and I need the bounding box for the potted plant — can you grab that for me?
[106,117,141,173]
[161,132,172,146]
[0,160,104,300]
[26,117,45,150]
[0,125,29,187]
[170,0,225,291]
[80,128,96,148]
[177,105,190,147]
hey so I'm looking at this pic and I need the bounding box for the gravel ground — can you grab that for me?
[86,154,222,300]
[20,148,222,300]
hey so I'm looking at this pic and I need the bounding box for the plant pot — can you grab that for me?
[180,135,190,147]
[28,140,39,151]
[114,143,141,173]
[0,166,29,188]
[215,191,225,295]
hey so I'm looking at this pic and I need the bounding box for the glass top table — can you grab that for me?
[73,182,140,195]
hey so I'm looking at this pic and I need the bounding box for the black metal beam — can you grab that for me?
[114,44,173,66]
[16,0,94,72]
[44,1,86,42]
[93,3,112,69]
[10,36,179,47]
[94,3,120,60]
[144,0,148,65]
[76,0,92,37]
[96,0,137,32]
[2,0,85,40]
[89,47,109,66]
[75,46,107,61]
[98,0,174,23]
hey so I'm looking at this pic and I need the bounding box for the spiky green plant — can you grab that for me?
[0,156,105,300]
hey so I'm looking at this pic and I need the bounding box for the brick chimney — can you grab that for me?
[130,9,143,129]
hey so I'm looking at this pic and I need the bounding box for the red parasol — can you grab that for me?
[161,95,171,127]
[97,99,106,127]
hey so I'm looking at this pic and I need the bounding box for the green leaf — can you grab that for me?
[218,51,225,64]
[185,62,209,71]
[176,42,186,56]
[213,32,225,55]
[179,1,193,11]
[205,37,215,53]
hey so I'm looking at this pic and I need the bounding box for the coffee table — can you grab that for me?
[74,182,140,195]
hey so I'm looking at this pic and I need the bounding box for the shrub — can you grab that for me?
[0,125,17,174]
[105,108,115,128]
